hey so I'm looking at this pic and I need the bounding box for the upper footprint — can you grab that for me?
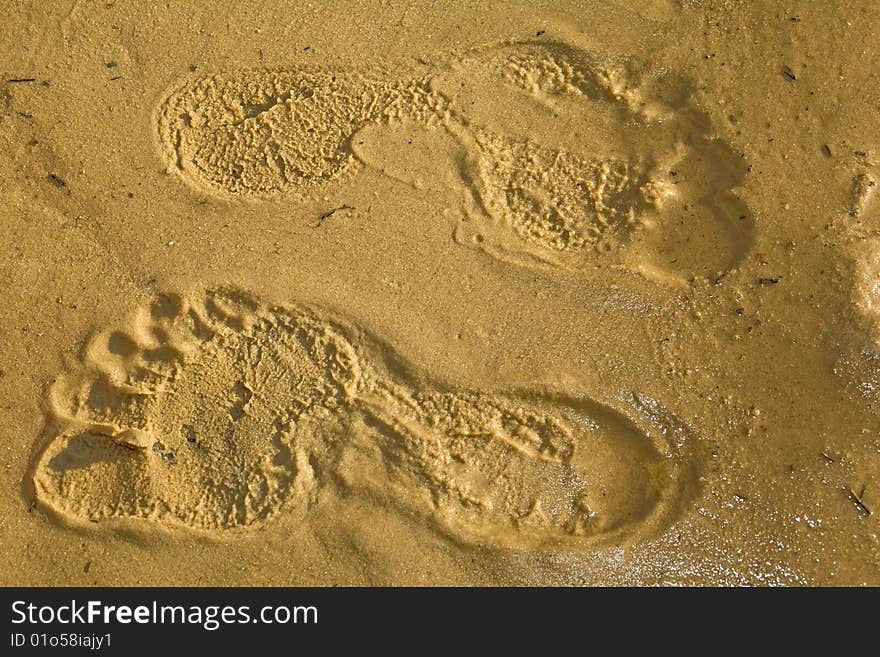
[155,38,752,283]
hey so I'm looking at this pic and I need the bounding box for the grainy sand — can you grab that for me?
[1,0,879,585]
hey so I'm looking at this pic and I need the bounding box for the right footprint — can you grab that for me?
[155,34,754,284]
[30,288,700,550]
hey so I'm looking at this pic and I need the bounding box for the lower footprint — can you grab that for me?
[31,288,699,547]
[155,34,753,283]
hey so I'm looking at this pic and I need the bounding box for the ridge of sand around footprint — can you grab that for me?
[154,35,754,284]
[28,287,701,549]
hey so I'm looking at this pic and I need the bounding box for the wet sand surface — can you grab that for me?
[1,0,879,585]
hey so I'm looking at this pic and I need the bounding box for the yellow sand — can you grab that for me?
[1,0,878,585]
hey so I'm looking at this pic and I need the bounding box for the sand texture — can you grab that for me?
[1,0,879,585]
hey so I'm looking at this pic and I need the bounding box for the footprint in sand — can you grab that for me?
[155,34,753,283]
[828,168,880,394]
[30,288,699,548]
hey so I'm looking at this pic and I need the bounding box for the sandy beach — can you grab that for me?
[1,0,878,585]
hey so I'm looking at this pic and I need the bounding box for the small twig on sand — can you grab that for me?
[314,205,354,227]
[844,486,871,518]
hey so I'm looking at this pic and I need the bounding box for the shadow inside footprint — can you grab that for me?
[429,38,754,283]
[353,385,698,549]
[46,432,139,472]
